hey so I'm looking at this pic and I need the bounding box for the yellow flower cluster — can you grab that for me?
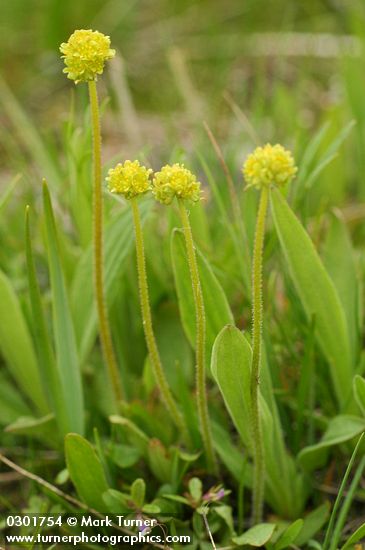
[152,164,201,205]
[107,160,152,199]
[243,144,297,190]
[60,29,115,84]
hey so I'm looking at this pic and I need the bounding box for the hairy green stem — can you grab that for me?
[131,198,188,439]
[88,80,123,405]
[178,199,217,472]
[250,186,269,523]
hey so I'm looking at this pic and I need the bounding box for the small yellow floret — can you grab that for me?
[152,164,201,205]
[60,29,115,84]
[243,144,297,190]
[107,160,152,200]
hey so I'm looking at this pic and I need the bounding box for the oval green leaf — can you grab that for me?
[211,325,252,446]
[274,519,304,550]
[65,433,109,511]
[233,523,276,547]
[298,415,365,471]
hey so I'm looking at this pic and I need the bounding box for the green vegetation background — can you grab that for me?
[1,0,365,546]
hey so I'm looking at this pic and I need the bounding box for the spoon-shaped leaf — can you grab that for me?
[271,188,352,407]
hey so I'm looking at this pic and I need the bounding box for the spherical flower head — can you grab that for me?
[243,144,297,190]
[60,29,115,84]
[152,163,202,205]
[106,160,152,200]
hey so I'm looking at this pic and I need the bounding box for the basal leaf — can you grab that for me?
[274,519,303,550]
[65,433,109,511]
[271,188,352,406]
[211,326,304,518]
[233,523,276,547]
[211,325,252,446]
[323,212,360,362]
[295,503,329,546]
[298,415,365,471]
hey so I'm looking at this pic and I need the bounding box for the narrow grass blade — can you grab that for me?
[323,432,364,550]
[0,77,62,187]
[43,181,84,435]
[26,206,72,436]
[295,121,330,190]
[198,152,250,290]
[0,372,31,425]
[0,173,21,213]
[0,269,48,413]
[341,522,365,549]
[330,454,365,550]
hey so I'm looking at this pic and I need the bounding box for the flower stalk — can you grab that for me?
[243,143,297,523]
[130,197,188,438]
[107,160,187,438]
[60,30,123,405]
[88,80,123,405]
[178,199,217,472]
[250,185,269,523]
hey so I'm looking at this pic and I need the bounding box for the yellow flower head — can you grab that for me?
[243,144,297,190]
[152,163,202,205]
[60,29,115,84]
[107,160,152,200]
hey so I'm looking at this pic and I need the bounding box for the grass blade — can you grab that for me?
[0,77,62,187]
[26,206,72,437]
[0,173,21,213]
[0,269,47,414]
[330,454,365,550]
[43,181,84,435]
[323,432,364,550]
[341,522,365,550]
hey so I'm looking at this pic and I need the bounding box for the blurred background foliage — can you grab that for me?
[2,0,365,183]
